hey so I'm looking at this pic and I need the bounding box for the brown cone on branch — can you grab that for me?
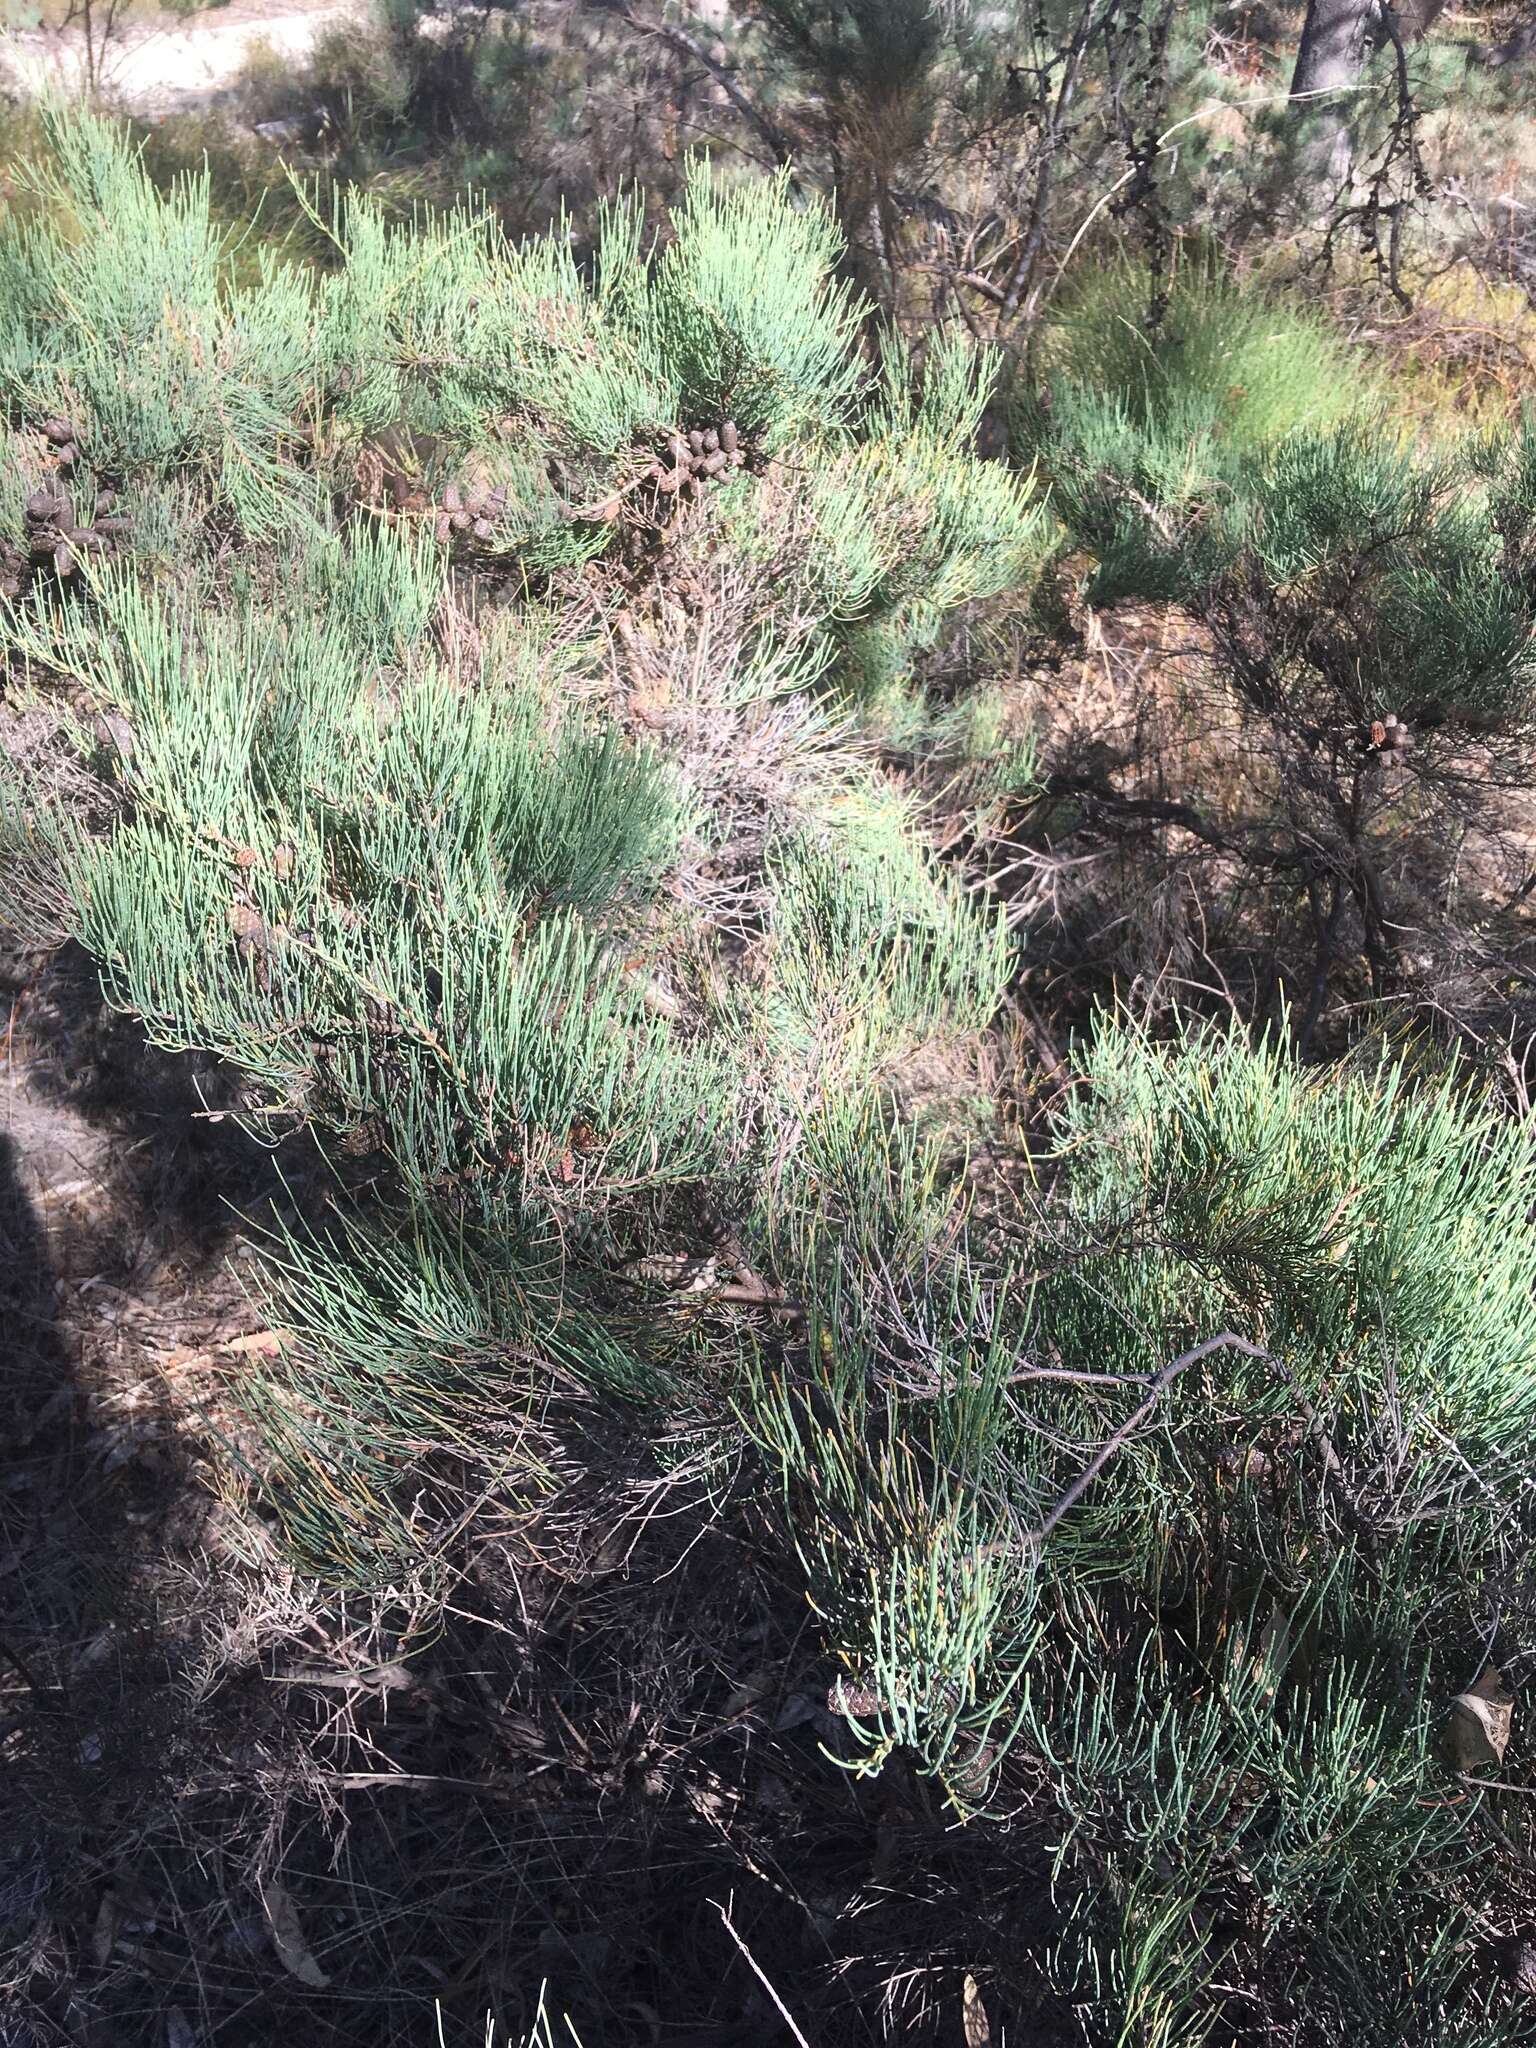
[227,902,272,954]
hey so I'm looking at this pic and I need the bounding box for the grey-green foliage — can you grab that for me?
[2,530,730,1575]
[308,509,448,662]
[764,808,1013,1083]
[27,555,713,1178]
[0,108,1048,1599]
[834,331,1051,672]
[694,326,1049,708]
[743,1093,1039,1799]
[1073,1017,1528,1626]
[0,109,316,534]
[238,1194,652,1581]
[1,109,1043,656]
[744,1013,1536,2038]
[317,163,863,460]
[315,190,669,458]
[647,164,865,443]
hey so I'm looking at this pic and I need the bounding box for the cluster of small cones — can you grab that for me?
[23,481,130,581]
[11,419,131,590]
[430,478,513,547]
[572,420,746,528]
[1362,712,1412,761]
[646,419,741,501]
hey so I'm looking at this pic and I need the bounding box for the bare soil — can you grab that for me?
[0,0,356,118]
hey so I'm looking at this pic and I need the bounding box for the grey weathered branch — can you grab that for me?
[610,3,798,171]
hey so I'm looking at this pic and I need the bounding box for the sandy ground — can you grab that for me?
[0,0,359,117]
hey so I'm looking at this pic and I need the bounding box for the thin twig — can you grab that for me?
[1030,1332,1273,1546]
[614,4,798,172]
[713,1897,815,2048]
[321,1771,522,1794]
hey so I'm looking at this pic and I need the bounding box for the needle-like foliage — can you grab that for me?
[7,103,1534,2046]
[742,1013,1536,2036]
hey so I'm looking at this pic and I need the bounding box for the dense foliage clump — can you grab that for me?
[6,54,1536,2048]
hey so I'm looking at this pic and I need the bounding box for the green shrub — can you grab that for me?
[743,1014,1536,2037]
[0,110,316,533]
[0,108,1041,1592]
[1032,257,1373,454]
[763,808,1012,1083]
[10,103,1532,2044]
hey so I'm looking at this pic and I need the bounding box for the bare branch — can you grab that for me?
[610,3,799,171]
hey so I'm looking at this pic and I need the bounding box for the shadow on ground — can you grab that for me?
[0,946,1069,2048]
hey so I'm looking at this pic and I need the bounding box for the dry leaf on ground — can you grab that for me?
[90,1889,118,1968]
[259,1878,330,1988]
[962,1972,991,2047]
[1444,1662,1513,1771]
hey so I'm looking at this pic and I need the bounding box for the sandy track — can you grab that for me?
[0,0,359,117]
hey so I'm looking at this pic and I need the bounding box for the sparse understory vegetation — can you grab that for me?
[6,6,1536,2046]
